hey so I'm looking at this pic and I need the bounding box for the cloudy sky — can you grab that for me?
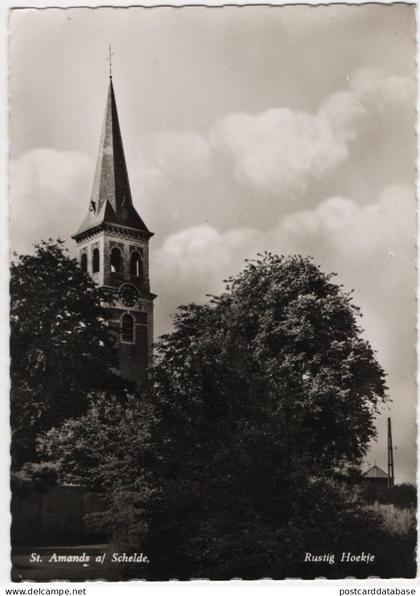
[9,4,416,482]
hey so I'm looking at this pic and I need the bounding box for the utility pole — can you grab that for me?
[387,417,395,488]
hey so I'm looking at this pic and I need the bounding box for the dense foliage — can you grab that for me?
[38,253,398,578]
[362,482,417,508]
[10,239,130,467]
[151,253,387,471]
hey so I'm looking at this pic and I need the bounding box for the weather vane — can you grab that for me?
[108,43,114,78]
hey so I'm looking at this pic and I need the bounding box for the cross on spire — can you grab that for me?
[108,44,114,78]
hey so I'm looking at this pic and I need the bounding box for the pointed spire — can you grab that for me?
[73,75,152,239]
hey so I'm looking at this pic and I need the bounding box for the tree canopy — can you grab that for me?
[39,253,391,578]
[151,253,386,470]
[10,239,130,468]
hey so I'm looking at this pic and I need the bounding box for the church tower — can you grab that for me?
[72,74,155,383]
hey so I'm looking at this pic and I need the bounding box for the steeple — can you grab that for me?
[73,77,152,240]
[72,66,156,383]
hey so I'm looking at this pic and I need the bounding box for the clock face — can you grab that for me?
[118,284,139,307]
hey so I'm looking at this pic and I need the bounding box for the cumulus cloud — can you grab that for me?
[10,148,92,255]
[152,186,415,316]
[153,183,415,358]
[279,184,414,263]
[349,66,416,114]
[153,183,415,481]
[128,67,414,230]
[154,225,231,305]
[9,146,169,257]
[211,68,414,198]
[319,91,367,144]
[211,108,350,196]
[136,68,413,201]
[131,150,166,195]
[151,131,211,180]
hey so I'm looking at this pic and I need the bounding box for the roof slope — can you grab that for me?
[74,77,151,238]
[363,465,388,479]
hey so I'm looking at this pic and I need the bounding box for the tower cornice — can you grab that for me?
[72,221,154,244]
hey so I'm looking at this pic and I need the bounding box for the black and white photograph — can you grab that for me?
[8,3,416,581]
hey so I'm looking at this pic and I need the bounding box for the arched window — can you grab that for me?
[121,313,134,343]
[130,251,143,278]
[92,248,100,273]
[110,247,122,273]
[80,253,88,273]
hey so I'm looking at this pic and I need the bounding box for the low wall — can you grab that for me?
[11,485,107,547]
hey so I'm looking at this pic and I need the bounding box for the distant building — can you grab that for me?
[72,74,156,383]
[362,465,389,496]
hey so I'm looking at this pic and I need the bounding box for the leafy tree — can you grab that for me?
[140,254,388,577]
[39,253,390,578]
[10,239,131,468]
[11,461,60,492]
[387,483,417,509]
[37,392,153,493]
[362,482,417,508]
[38,392,156,549]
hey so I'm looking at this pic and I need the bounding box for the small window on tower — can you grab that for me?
[81,253,88,273]
[110,247,122,273]
[121,313,134,343]
[92,248,100,273]
[130,251,143,278]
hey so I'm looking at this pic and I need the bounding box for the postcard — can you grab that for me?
[8,3,416,581]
